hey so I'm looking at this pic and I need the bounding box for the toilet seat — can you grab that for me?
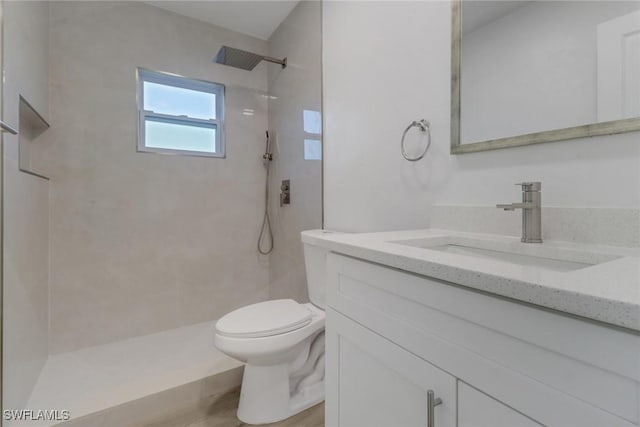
[216,299,312,338]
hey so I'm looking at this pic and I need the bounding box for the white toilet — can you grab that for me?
[214,231,328,425]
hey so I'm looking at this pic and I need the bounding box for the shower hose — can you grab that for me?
[257,145,274,255]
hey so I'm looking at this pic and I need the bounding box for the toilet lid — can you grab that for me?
[215,299,312,338]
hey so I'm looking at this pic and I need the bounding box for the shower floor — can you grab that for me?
[20,321,242,426]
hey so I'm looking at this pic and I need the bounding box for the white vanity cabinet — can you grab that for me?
[326,307,456,427]
[457,382,542,427]
[324,253,640,427]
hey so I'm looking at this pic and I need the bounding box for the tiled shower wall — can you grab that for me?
[267,1,323,302]
[2,0,50,411]
[42,2,272,353]
[3,0,324,386]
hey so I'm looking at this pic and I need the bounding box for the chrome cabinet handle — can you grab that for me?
[0,120,18,135]
[427,390,442,427]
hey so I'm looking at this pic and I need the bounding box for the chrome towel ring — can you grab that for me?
[401,119,431,161]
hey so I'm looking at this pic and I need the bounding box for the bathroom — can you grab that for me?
[1,1,639,426]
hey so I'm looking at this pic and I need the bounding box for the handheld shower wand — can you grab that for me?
[258,131,274,255]
[263,130,273,162]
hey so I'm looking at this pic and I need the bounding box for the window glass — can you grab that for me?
[137,69,224,157]
[143,81,216,120]
[145,118,217,153]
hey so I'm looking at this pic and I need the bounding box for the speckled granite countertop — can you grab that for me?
[302,229,640,332]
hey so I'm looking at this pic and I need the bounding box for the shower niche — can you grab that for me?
[18,96,50,179]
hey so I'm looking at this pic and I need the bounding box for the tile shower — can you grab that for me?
[2,1,322,424]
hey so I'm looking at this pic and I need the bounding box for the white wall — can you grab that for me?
[2,0,50,411]
[323,1,451,232]
[323,1,640,235]
[461,1,640,142]
[267,1,322,302]
[44,2,271,353]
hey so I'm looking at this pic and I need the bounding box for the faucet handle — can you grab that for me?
[515,182,541,191]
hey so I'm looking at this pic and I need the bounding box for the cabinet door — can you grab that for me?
[326,309,456,427]
[458,382,542,427]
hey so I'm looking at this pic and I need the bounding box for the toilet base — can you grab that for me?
[237,363,324,425]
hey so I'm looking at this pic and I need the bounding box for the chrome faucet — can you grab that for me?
[496,182,542,243]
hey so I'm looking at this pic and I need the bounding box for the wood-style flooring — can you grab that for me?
[149,388,324,427]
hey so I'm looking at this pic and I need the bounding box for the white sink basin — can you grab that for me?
[391,235,621,272]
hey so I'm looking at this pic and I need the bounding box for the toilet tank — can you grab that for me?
[302,230,334,309]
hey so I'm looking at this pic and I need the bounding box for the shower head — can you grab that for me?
[214,46,287,71]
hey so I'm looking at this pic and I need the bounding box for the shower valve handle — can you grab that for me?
[280,180,290,206]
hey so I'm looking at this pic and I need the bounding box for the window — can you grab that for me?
[137,68,225,157]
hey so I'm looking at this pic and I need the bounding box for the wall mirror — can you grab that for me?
[451,0,640,154]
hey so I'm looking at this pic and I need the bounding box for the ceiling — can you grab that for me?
[462,1,533,34]
[144,1,299,40]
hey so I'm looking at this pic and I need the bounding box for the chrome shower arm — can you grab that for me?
[263,56,287,68]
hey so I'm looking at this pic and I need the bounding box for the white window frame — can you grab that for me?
[137,68,225,158]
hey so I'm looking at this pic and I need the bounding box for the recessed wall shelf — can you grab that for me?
[19,95,50,180]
